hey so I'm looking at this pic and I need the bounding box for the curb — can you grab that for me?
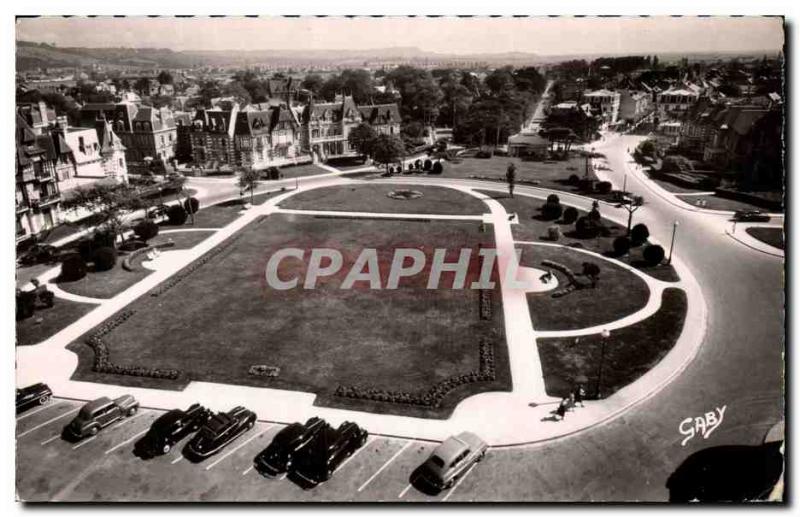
[724,230,784,258]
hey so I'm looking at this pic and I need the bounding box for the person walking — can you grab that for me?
[506,162,517,198]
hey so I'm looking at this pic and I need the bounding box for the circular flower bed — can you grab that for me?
[387,189,424,200]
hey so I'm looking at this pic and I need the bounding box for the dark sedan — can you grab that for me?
[290,421,368,487]
[733,210,771,222]
[16,383,52,414]
[185,406,256,460]
[138,403,211,455]
[253,417,326,476]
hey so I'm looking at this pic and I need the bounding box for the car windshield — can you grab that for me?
[430,455,445,468]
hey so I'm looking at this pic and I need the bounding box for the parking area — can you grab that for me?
[15,397,496,502]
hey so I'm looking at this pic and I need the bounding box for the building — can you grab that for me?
[508,132,550,158]
[656,87,700,120]
[16,115,62,243]
[302,95,362,161]
[234,105,304,170]
[189,105,239,170]
[618,90,652,123]
[582,89,621,125]
[357,104,401,137]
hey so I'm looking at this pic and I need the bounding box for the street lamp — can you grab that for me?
[595,329,611,399]
[668,221,680,265]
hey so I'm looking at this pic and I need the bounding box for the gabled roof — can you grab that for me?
[133,106,176,131]
[357,104,401,125]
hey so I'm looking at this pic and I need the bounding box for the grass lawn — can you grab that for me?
[520,245,650,331]
[280,184,489,216]
[272,163,330,179]
[536,288,688,398]
[650,178,711,194]
[68,215,510,419]
[675,194,767,212]
[17,299,97,347]
[16,263,54,289]
[745,227,784,250]
[478,190,680,282]
[57,230,217,300]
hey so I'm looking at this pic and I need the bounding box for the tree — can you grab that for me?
[238,169,261,205]
[386,66,444,124]
[61,184,145,247]
[301,73,325,97]
[582,262,601,288]
[371,134,405,175]
[157,70,173,85]
[134,220,159,243]
[616,195,645,235]
[631,222,650,244]
[348,123,378,158]
[134,77,152,95]
[223,81,251,105]
[319,69,375,103]
[198,80,222,108]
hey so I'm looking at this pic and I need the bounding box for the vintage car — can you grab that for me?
[733,209,771,222]
[416,432,488,490]
[138,403,211,455]
[16,383,53,414]
[253,417,327,476]
[185,406,256,459]
[63,395,139,440]
[291,421,368,487]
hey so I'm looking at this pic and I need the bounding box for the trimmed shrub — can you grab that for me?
[133,220,159,243]
[588,207,602,222]
[423,159,433,171]
[597,181,613,194]
[613,236,631,255]
[541,201,564,221]
[547,225,561,241]
[547,194,560,204]
[94,247,117,272]
[575,216,602,238]
[578,178,596,192]
[562,206,579,224]
[631,223,650,244]
[643,244,666,266]
[414,159,422,169]
[61,253,87,281]
[93,230,116,249]
[431,161,443,174]
[266,166,280,180]
[183,197,200,215]
[77,238,96,262]
[16,291,36,320]
[167,204,188,225]
[567,174,580,185]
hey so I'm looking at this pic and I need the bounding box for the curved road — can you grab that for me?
[183,142,784,501]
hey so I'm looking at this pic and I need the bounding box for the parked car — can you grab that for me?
[185,406,256,459]
[733,210,771,222]
[63,395,139,440]
[291,421,368,487]
[16,383,52,414]
[138,403,211,455]
[253,417,327,476]
[416,432,488,490]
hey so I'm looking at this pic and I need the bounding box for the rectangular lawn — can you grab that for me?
[69,214,510,418]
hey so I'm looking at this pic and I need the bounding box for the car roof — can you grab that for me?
[433,436,470,463]
[205,413,234,433]
[151,409,186,430]
[83,397,113,413]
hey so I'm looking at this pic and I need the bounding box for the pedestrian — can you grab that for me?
[574,385,586,407]
[506,162,516,198]
[556,397,570,420]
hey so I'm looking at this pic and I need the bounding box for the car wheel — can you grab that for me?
[38,395,50,406]
[247,419,254,430]
[162,444,171,454]
[445,479,455,489]
[477,451,486,462]
[89,425,100,436]
[127,406,138,417]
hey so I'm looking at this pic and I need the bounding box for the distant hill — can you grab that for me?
[16,41,544,70]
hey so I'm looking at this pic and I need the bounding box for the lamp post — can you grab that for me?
[668,221,680,265]
[595,329,611,399]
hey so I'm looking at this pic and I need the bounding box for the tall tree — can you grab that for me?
[238,169,260,205]
[157,70,174,85]
[301,73,326,97]
[371,134,405,175]
[347,123,378,158]
[61,184,145,246]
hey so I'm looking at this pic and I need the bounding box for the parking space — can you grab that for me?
[17,397,508,502]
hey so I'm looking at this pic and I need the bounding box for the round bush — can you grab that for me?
[133,220,159,242]
[597,181,613,194]
[167,204,188,225]
[575,216,601,238]
[431,161,443,174]
[541,201,564,221]
[93,246,117,272]
[562,206,579,224]
[631,223,650,244]
[613,236,631,255]
[77,238,96,262]
[61,253,87,281]
[93,230,116,249]
[415,159,422,169]
[423,159,433,171]
[643,244,666,266]
[568,174,580,185]
[183,197,200,214]
[582,262,601,278]
[547,194,560,204]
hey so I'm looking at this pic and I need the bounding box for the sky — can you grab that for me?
[16,16,785,56]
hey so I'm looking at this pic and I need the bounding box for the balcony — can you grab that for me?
[16,198,29,213]
[29,192,60,209]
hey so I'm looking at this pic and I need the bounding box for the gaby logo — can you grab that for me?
[679,406,727,447]
[264,247,526,290]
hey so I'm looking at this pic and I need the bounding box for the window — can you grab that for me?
[78,136,85,153]
[119,158,124,168]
